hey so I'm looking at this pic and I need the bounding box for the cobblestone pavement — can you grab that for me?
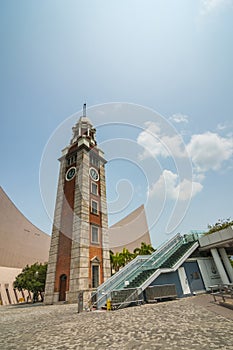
[0,295,233,350]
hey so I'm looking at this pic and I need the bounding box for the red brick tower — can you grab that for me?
[44,105,111,304]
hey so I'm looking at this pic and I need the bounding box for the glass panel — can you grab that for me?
[92,226,99,243]
[91,182,98,195]
[91,200,98,214]
[90,155,99,168]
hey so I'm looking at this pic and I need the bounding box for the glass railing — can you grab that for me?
[97,255,147,293]
[89,233,184,309]
[121,234,184,285]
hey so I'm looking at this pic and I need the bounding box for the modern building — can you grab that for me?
[93,227,233,310]
[109,204,151,254]
[198,226,233,286]
[0,187,50,305]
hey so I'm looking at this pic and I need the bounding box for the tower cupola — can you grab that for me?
[70,104,96,146]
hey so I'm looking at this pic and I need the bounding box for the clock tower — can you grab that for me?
[44,104,111,304]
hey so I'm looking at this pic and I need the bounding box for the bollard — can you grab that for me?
[77,291,84,313]
[106,298,111,311]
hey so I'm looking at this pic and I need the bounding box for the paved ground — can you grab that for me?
[0,295,233,350]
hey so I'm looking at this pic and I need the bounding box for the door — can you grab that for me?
[185,262,205,293]
[59,274,67,301]
[178,267,191,295]
[92,265,99,288]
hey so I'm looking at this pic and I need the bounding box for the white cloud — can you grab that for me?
[200,0,233,15]
[217,122,228,130]
[169,113,189,124]
[193,172,206,182]
[138,122,233,174]
[148,170,203,201]
[217,121,233,131]
[137,121,187,160]
[138,122,232,202]
[186,132,233,172]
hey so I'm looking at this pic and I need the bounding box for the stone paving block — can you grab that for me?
[0,295,233,349]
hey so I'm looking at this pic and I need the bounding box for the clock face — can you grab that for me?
[89,167,99,181]
[65,167,76,181]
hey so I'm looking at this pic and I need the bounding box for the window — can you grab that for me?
[90,155,99,168]
[91,182,98,195]
[91,225,99,243]
[66,154,77,166]
[91,200,98,215]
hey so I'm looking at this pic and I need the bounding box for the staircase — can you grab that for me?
[124,241,196,290]
[159,242,195,268]
[89,233,199,310]
[125,269,156,289]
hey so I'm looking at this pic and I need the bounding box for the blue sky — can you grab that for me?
[1,0,233,247]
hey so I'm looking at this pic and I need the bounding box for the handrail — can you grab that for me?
[150,233,181,258]
[86,233,184,310]
[139,241,199,291]
[121,234,183,282]
[152,238,184,268]
[110,233,183,290]
[99,238,198,310]
[86,256,147,309]
[97,255,145,292]
[151,233,182,262]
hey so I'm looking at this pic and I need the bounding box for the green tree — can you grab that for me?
[133,242,155,256]
[14,262,47,302]
[120,248,134,266]
[110,242,155,275]
[206,218,233,235]
[110,251,125,274]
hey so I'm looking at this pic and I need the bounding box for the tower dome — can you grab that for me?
[70,104,96,145]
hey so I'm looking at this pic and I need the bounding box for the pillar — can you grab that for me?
[210,248,229,284]
[219,248,233,283]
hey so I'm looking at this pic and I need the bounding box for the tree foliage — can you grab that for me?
[14,262,47,302]
[133,242,155,256]
[110,242,155,274]
[206,218,233,235]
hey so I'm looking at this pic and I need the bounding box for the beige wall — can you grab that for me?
[109,205,151,253]
[0,266,31,305]
[0,187,50,268]
[0,187,50,305]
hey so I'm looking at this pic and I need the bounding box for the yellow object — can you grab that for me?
[106,299,111,311]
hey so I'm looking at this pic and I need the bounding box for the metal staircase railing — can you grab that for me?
[119,234,184,286]
[87,233,184,310]
[88,255,147,309]
[136,240,199,292]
